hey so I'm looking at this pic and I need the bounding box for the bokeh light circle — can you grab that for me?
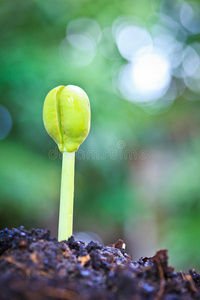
[0,105,12,140]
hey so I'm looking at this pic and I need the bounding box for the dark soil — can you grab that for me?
[0,227,200,300]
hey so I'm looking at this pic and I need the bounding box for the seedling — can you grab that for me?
[43,85,91,241]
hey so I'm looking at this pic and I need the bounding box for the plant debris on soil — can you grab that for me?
[0,227,200,300]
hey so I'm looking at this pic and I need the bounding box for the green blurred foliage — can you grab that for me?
[1,0,200,271]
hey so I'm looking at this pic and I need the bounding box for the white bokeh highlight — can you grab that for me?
[132,50,170,94]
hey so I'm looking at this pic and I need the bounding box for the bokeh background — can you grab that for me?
[1,0,200,271]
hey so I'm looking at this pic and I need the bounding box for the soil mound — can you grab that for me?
[0,227,199,299]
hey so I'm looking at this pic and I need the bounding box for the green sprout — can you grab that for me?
[43,85,91,241]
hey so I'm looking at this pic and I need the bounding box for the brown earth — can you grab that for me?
[0,227,200,300]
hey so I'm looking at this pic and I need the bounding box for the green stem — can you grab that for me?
[58,151,75,241]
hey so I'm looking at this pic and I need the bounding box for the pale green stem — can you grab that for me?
[58,151,75,241]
